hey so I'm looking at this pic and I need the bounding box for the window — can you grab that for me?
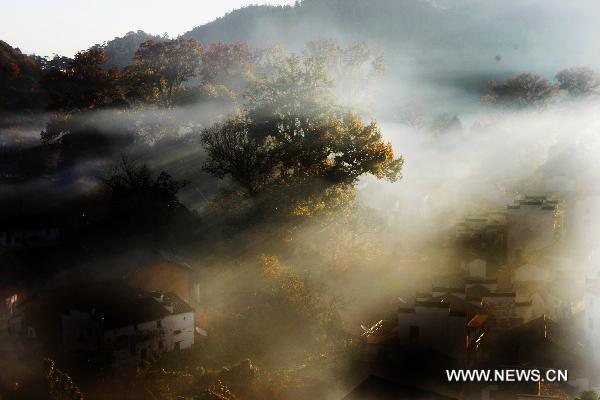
[174,329,182,335]
[409,326,419,342]
[27,327,36,338]
[158,340,163,350]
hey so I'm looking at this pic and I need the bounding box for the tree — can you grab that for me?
[429,113,463,134]
[578,390,599,400]
[40,48,124,110]
[302,39,384,106]
[198,41,258,101]
[36,54,72,71]
[102,155,187,225]
[123,38,203,107]
[200,53,402,215]
[93,30,167,69]
[44,359,85,400]
[556,67,600,96]
[0,40,43,110]
[481,73,559,108]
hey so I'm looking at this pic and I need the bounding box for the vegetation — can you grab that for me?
[0,40,43,110]
[93,30,168,69]
[556,67,600,96]
[44,359,85,400]
[2,4,598,397]
[123,38,204,107]
[481,74,560,108]
[579,390,600,400]
[40,48,124,111]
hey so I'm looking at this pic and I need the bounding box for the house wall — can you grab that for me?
[507,205,561,264]
[513,265,551,283]
[585,291,600,365]
[573,196,600,278]
[397,306,466,358]
[62,310,103,352]
[468,259,487,279]
[64,310,195,367]
[163,311,194,351]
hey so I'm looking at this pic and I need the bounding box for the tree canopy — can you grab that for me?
[0,40,43,110]
[122,37,203,107]
[200,51,402,216]
[482,73,559,108]
[40,48,124,111]
[556,67,600,96]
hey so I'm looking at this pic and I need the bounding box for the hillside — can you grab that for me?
[184,0,600,88]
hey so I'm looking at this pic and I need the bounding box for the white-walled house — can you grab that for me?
[467,259,487,279]
[585,281,600,365]
[573,194,600,262]
[507,195,562,265]
[397,298,487,360]
[513,263,552,283]
[61,286,195,367]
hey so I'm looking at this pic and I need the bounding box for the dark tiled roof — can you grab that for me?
[415,300,450,309]
[483,291,516,298]
[62,284,171,329]
[448,311,467,317]
[466,278,497,284]
[162,292,194,314]
[398,307,416,313]
[432,287,464,294]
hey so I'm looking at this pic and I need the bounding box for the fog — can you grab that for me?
[3,1,600,399]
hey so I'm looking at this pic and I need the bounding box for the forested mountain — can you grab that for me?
[93,30,167,69]
[184,0,600,88]
[0,40,43,110]
[55,0,599,96]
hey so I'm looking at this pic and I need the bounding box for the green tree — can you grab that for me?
[200,53,401,213]
[481,73,559,108]
[198,41,258,101]
[123,37,203,106]
[40,48,124,111]
[302,39,384,106]
[94,30,167,69]
[102,155,188,226]
[579,390,599,400]
[556,67,600,96]
[0,40,43,110]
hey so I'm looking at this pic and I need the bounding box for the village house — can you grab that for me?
[62,287,194,366]
[572,194,600,263]
[513,263,552,283]
[466,258,487,279]
[396,295,487,362]
[126,258,194,303]
[584,280,600,366]
[8,282,195,367]
[455,210,507,268]
[506,195,563,265]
